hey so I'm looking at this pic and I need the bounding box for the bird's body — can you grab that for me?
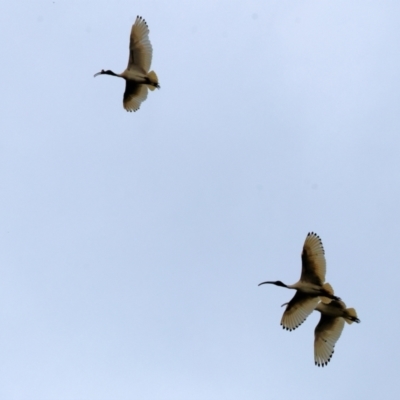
[121,69,149,82]
[94,16,159,112]
[286,281,331,295]
[259,232,340,331]
[314,300,360,367]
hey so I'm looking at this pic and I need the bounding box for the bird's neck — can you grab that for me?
[104,70,120,77]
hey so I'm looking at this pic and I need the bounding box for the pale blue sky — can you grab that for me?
[1,1,399,399]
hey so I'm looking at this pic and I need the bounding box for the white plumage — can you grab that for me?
[94,16,159,112]
[259,232,339,331]
[314,300,360,367]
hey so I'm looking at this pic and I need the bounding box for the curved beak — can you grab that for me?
[258,281,273,286]
[94,71,102,77]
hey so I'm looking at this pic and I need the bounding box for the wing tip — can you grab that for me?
[315,345,335,367]
[135,15,148,27]
[280,320,304,332]
[306,231,324,247]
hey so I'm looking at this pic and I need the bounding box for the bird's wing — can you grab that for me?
[128,16,153,72]
[314,315,345,367]
[281,292,320,331]
[300,232,326,285]
[123,81,148,112]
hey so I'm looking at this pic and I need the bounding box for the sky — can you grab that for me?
[1,1,400,399]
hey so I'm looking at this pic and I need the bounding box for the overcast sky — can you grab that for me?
[1,1,400,399]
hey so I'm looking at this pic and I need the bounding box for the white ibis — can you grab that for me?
[259,232,340,331]
[314,300,360,367]
[94,16,159,112]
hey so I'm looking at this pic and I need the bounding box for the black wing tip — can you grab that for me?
[281,325,295,332]
[136,15,148,26]
[307,231,322,242]
[305,231,325,252]
[281,321,303,331]
[315,360,330,367]
[316,349,334,366]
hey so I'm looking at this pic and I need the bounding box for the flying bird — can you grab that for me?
[259,232,340,331]
[314,300,360,367]
[94,16,159,112]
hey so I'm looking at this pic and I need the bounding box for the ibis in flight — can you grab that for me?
[314,299,360,367]
[259,232,340,331]
[94,16,159,112]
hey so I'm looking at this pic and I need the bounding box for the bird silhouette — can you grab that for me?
[259,232,340,331]
[94,16,159,112]
[314,299,360,367]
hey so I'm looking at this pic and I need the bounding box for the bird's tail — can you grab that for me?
[320,282,334,304]
[345,307,360,324]
[147,70,159,90]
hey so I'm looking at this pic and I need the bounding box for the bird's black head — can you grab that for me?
[94,69,118,77]
[258,280,287,287]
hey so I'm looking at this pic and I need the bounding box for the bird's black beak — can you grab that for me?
[258,281,273,286]
[94,70,104,77]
